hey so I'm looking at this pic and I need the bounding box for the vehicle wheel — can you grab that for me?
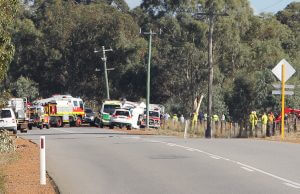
[119,125,122,129]
[13,130,17,135]
[109,125,114,129]
[127,125,132,130]
[75,117,82,127]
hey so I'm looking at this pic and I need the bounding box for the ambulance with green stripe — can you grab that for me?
[99,100,121,128]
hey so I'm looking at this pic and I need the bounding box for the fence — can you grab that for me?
[160,117,300,138]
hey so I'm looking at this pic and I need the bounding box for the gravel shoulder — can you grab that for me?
[0,137,57,194]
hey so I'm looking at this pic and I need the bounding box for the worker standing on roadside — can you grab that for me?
[180,114,185,124]
[213,114,219,122]
[261,112,268,138]
[267,112,275,136]
[249,111,258,137]
[172,114,178,122]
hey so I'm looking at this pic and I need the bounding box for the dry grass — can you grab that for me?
[264,132,300,144]
[0,152,18,193]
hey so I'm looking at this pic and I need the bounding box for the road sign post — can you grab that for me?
[281,64,285,139]
[272,59,296,139]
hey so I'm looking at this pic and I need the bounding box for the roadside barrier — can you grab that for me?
[40,136,46,185]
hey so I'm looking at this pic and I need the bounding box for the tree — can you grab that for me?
[0,0,18,81]
[10,76,39,101]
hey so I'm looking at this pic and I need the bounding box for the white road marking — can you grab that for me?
[241,167,254,172]
[210,156,221,160]
[167,143,176,146]
[55,128,73,133]
[145,139,300,188]
[186,148,196,151]
[122,136,141,139]
[284,182,300,189]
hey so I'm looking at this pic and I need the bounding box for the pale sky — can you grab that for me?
[125,0,300,13]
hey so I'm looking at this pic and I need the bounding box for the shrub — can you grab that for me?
[0,130,15,153]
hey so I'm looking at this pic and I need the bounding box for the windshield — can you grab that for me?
[0,110,12,118]
[115,111,129,116]
[85,109,93,113]
[79,101,84,109]
[144,111,159,117]
[103,104,120,115]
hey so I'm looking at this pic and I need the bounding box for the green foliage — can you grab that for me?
[6,0,300,122]
[0,0,19,81]
[0,130,16,153]
[10,76,39,101]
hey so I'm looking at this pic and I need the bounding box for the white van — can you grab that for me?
[0,108,17,134]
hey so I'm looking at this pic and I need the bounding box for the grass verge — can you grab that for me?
[0,152,18,193]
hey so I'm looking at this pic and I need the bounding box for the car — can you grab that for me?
[0,108,17,134]
[109,109,132,130]
[83,108,95,126]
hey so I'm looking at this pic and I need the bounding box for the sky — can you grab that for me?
[125,0,300,14]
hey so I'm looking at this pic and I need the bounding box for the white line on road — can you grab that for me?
[167,143,176,146]
[145,139,300,188]
[241,167,254,172]
[284,182,300,189]
[186,148,196,151]
[210,156,221,160]
[55,128,73,133]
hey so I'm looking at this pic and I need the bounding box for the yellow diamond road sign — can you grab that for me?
[272,59,296,83]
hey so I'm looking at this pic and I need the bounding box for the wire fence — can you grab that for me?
[160,117,300,138]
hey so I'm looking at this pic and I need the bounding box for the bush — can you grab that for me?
[0,130,16,153]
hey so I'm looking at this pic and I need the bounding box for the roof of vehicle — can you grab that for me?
[114,108,130,112]
[0,108,14,111]
[103,100,121,105]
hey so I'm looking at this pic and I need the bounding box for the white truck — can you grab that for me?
[8,98,30,133]
[34,95,85,127]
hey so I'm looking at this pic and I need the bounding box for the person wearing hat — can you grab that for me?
[249,111,258,137]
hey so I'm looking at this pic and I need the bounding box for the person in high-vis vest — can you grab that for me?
[249,111,258,137]
[268,112,275,136]
[261,112,268,138]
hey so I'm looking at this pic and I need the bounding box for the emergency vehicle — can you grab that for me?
[28,104,50,129]
[141,104,164,128]
[35,95,85,127]
[7,98,30,133]
[98,100,122,128]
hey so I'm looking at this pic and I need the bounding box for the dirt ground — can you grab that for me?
[0,137,57,194]
[264,132,300,144]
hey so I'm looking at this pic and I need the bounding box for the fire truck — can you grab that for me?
[141,104,164,128]
[28,104,50,129]
[35,95,85,127]
[275,108,300,123]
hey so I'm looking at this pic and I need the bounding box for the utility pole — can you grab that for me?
[194,10,228,138]
[141,29,157,128]
[94,46,113,99]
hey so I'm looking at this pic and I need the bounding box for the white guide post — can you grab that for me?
[40,136,46,185]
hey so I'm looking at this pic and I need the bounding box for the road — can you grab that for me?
[19,127,300,194]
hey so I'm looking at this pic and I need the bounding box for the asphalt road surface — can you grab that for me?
[19,127,300,194]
